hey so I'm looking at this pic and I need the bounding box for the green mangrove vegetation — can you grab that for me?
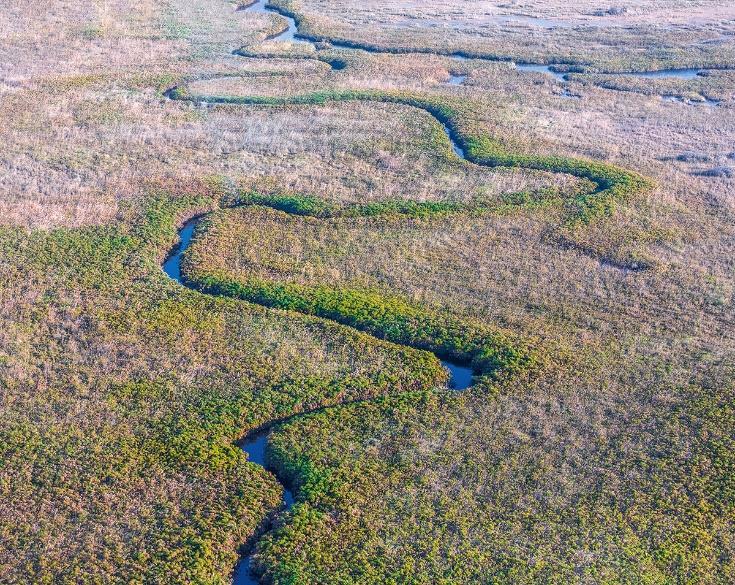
[4,0,734,582]
[168,85,653,228]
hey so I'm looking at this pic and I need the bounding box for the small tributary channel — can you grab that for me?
[162,214,473,584]
[159,2,704,582]
[512,63,719,84]
[243,0,302,43]
[238,0,727,104]
[230,431,294,585]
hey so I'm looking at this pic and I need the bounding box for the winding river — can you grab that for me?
[162,213,473,584]
[237,0,727,91]
[161,1,713,581]
[244,0,300,42]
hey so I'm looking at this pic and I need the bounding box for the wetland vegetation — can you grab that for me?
[1,0,734,583]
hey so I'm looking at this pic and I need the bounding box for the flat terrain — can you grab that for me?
[285,0,735,67]
[1,0,734,583]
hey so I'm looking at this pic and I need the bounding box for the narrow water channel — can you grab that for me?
[162,212,474,584]
[512,63,711,82]
[244,0,303,43]
[231,432,294,585]
[241,0,725,93]
[162,218,476,396]
[230,358,469,585]
[162,3,724,579]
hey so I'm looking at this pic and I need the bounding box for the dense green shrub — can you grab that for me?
[0,191,453,584]
[168,86,654,226]
[191,269,534,380]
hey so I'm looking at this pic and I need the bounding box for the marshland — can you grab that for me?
[1,0,734,584]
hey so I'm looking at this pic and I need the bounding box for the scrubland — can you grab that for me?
[1,0,734,583]
[0,186,446,582]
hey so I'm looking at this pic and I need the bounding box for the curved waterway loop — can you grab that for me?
[243,0,302,43]
[239,0,730,86]
[162,214,473,585]
[162,1,660,581]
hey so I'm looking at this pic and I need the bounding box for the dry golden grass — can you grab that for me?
[4,0,732,229]
[284,0,735,67]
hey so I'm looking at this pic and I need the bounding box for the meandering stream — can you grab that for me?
[162,212,473,584]
[237,0,726,95]
[161,1,702,581]
[244,0,300,42]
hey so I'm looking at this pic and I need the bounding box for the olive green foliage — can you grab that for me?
[177,183,735,584]
[5,0,734,583]
[249,374,735,585]
[185,194,536,382]
[193,267,532,380]
[0,190,449,583]
[227,191,466,219]
[169,86,653,226]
